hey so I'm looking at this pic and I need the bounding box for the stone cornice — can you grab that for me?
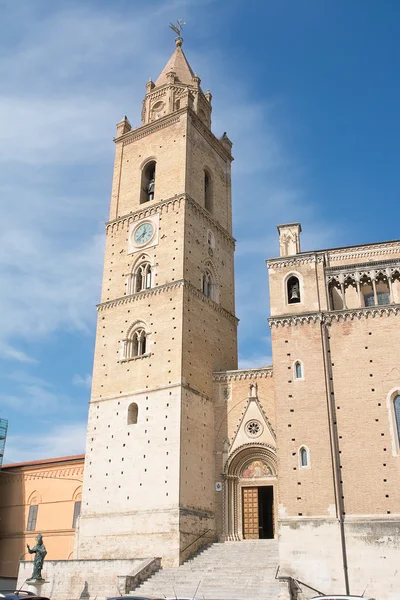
[0,465,84,484]
[105,193,235,248]
[97,279,239,325]
[115,112,183,146]
[325,305,400,323]
[183,280,239,325]
[269,305,400,327]
[106,195,183,232]
[185,194,235,248]
[98,280,184,310]
[325,257,400,276]
[269,312,323,327]
[213,366,273,382]
[327,240,400,262]
[266,253,323,270]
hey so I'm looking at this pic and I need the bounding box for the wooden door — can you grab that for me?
[242,487,259,539]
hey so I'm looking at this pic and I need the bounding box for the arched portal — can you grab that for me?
[223,444,277,541]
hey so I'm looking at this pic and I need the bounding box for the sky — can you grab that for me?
[1,0,399,463]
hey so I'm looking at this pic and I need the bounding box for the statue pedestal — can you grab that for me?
[23,579,49,594]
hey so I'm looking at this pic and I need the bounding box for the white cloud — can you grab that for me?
[73,374,92,388]
[0,342,37,363]
[3,421,87,464]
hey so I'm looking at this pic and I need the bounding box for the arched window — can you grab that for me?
[140,161,156,204]
[26,494,40,532]
[127,402,138,425]
[123,327,148,360]
[294,361,303,380]
[204,170,213,213]
[299,447,309,468]
[394,395,400,445]
[287,276,301,304]
[134,262,152,293]
[202,269,213,299]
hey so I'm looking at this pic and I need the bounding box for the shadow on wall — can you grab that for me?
[0,470,26,578]
[79,581,90,599]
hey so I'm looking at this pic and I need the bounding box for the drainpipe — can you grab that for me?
[320,315,350,595]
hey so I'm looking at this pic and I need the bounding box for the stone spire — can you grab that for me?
[155,44,195,87]
[140,38,213,129]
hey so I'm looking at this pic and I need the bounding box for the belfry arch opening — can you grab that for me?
[140,161,156,204]
[204,169,213,213]
[287,275,301,304]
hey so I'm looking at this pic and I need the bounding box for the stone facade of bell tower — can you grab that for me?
[75,40,238,566]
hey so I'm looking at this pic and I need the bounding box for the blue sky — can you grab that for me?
[1,0,399,463]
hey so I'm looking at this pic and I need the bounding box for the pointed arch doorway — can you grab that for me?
[223,444,277,541]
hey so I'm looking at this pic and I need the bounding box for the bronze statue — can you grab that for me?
[27,533,47,581]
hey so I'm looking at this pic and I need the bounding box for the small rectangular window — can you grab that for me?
[72,500,81,529]
[27,505,38,531]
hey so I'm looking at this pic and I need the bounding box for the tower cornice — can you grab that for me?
[115,107,233,162]
[115,111,182,145]
[105,193,236,248]
[97,278,239,325]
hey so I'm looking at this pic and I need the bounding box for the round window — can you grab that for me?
[245,420,263,438]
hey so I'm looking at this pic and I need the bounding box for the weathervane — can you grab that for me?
[169,19,186,47]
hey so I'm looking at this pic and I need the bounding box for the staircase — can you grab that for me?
[134,540,290,599]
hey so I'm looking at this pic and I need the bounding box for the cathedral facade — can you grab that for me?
[10,38,400,599]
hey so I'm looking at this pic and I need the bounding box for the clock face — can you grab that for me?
[133,222,154,246]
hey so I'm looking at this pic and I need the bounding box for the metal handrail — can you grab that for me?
[180,528,212,556]
[291,577,325,596]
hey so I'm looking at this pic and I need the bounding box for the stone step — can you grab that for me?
[135,540,287,600]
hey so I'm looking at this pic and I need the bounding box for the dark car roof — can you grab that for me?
[107,597,164,600]
[0,593,50,600]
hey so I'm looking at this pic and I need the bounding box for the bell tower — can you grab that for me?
[76,35,238,566]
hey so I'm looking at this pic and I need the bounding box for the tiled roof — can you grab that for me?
[1,454,85,470]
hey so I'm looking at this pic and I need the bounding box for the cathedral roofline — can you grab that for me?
[1,454,85,470]
[267,237,400,265]
[213,366,273,382]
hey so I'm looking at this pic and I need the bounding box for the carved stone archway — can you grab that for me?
[223,443,277,541]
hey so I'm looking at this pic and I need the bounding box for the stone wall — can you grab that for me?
[279,518,400,600]
[17,557,159,600]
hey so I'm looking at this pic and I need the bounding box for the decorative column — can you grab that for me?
[371,272,378,305]
[222,476,229,541]
[354,273,362,307]
[326,282,331,310]
[232,476,240,540]
[226,475,235,541]
[339,274,347,309]
[386,268,394,303]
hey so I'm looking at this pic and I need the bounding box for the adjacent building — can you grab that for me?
[0,455,84,579]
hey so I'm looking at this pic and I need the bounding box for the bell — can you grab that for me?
[290,284,300,301]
